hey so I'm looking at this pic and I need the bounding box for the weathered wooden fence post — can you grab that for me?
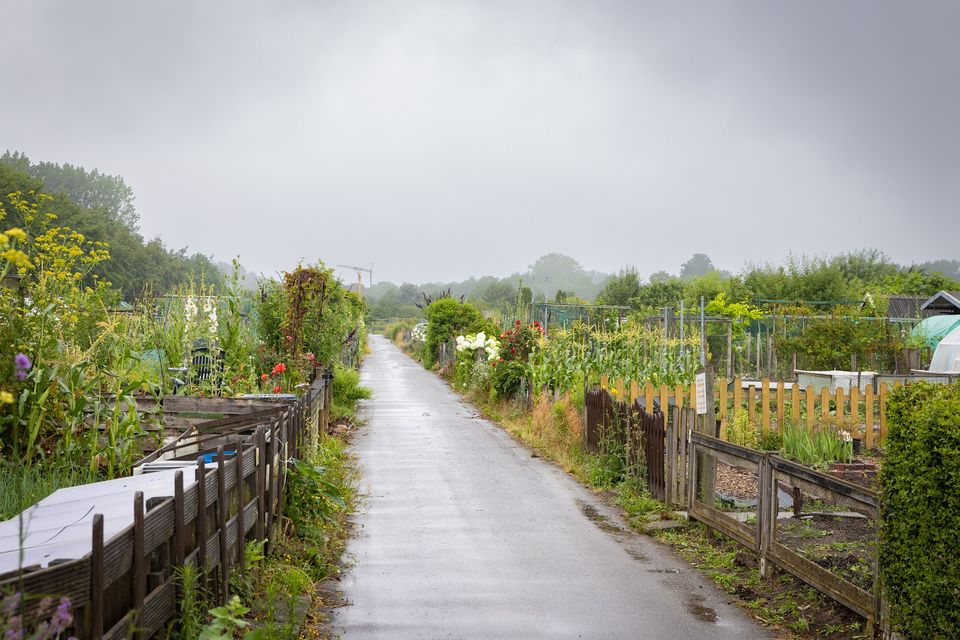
[236,444,246,584]
[90,513,104,639]
[700,367,716,507]
[256,426,266,544]
[196,457,208,593]
[174,470,185,567]
[133,491,146,640]
[216,446,229,603]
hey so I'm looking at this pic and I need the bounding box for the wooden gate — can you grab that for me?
[584,387,614,453]
[637,405,665,500]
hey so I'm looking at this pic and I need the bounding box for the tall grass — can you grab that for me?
[0,462,98,520]
[330,365,372,422]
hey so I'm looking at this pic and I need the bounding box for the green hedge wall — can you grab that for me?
[880,382,960,638]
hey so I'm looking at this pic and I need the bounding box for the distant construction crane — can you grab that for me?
[336,263,374,297]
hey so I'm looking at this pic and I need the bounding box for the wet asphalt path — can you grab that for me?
[334,336,771,639]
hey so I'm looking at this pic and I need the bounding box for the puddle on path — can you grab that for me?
[646,568,680,574]
[685,594,718,624]
[576,500,627,536]
[624,547,648,562]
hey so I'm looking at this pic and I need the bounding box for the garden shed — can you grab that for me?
[920,290,960,315]
[930,325,960,373]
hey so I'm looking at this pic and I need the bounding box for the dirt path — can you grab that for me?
[333,336,773,639]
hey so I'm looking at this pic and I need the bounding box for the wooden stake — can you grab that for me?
[133,491,145,640]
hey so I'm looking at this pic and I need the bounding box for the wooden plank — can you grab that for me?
[600,375,609,390]
[791,384,800,426]
[835,387,846,427]
[761,378,771,432]
[806,385,815,432]
[196,458,208,593]
[879,383,888,443]
[768,542,874,620]
[718,380,728,440]
[174,471,185,567]
[675,384,684,411]
[133,492,145,640]
[216,446,229,603]
[91,514,104,639]
[644,382,654,413]
[747,385,756,427]
[821,386,831,423]
[665,409,676,506]
[255,426,264,550]
[776,380,785,430]
[689,383,696,413]
[659,385,669,429]
[679,410,689,506]
[864,385,875,450]
[162,396,279,414]
[236,445,246,584]
[849,386,860,438]
[630,380,639,403]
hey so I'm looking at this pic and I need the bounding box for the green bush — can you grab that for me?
[879,382,960,638]
[330,365,371,421]
[422,299,487,367]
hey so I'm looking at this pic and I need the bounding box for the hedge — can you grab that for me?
[879,382,960,638]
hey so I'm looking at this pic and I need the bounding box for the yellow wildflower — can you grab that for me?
[5,228,25,241]
[0,391,14,405]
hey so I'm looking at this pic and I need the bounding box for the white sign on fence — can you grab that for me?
[695,372,707,415]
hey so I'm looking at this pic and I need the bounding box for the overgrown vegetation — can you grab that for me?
[880,382,960,638]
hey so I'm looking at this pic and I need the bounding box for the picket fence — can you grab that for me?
[597,375,923,449]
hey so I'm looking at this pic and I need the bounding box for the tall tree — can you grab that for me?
[680,253,715,280]
[596,268,642,306]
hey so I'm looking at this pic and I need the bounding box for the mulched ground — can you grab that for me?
[716,462,760,501]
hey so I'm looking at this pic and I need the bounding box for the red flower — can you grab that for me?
[260,373,269,381]
[273,385,283,393]
[515,320,521,325]
[511,347,517,354]
[286,335,293,342]
[305,352,315,361]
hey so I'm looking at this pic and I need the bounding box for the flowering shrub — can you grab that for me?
[489,320,543,398]
[453,332,500,390]
[455,332,500,361]
[410,322,427,344]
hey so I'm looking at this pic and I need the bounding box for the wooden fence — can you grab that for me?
[688,424,882,634]
[584,389,665,500]
[597,374,936,448]
[0,376,331,639]
[586,386,884,632]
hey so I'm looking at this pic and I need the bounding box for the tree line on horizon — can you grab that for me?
[366,251,960,321]
[0,151,260,299]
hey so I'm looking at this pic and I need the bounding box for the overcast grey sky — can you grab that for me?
[3,1,957,283]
